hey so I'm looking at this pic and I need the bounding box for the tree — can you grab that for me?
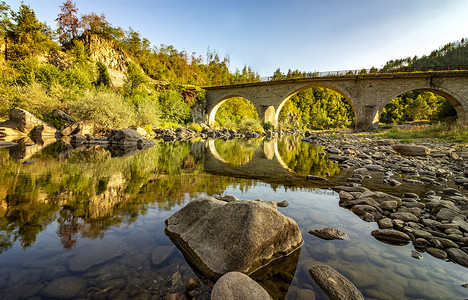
[80,12,111,36]
[0,1,11,38]
[6,3,51,58]
[56,1,80,45]
[96,61,111,87]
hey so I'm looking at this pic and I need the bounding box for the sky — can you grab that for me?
[6,0,468,76]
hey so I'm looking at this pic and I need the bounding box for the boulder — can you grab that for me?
[0,108,58,137]
[308,228,348,240]
[392,144,430,156]
[107,128,144,144]
[61,121,94,136]
[53,109,76,123]
[107,128,156,150]
[211,272,272,300]
[308,265,363,300]
[165,197,302,279]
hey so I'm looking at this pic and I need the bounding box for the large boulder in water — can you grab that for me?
[165,197,302,279]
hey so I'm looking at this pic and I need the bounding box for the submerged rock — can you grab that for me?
[211,272,272,300]
[41,276,86,299]
[165,197,302,279]
[308,228,348,240]
[309,265,363,300]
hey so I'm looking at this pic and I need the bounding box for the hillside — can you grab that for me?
[0,1,465,132]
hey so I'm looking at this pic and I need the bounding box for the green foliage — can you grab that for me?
[238,118,263,133]
[67,39,87,64]
[131,92,160,127]
[263,122,275,131]
[377,123,468,142]
[158,89,190,124]
[380,91,456,124]
[68,89,136,129]
[279,88,354,130]
[187,123,202,131]
[382,38,468,71]
[125,62,147,93]
[95,61,111,87]
[215,97,259,128]
[5,3,54,59]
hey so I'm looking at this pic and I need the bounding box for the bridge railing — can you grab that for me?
[259,65,468,82]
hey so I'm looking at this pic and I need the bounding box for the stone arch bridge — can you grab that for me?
[203,71,468,130]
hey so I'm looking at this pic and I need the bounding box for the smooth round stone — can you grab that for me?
[41,277,86,299]
[426,247,448,259]
[381,201,398,210]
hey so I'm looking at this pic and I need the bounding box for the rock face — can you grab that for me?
[0,108,58,137]
[165,197,302,279]
[211,272,273,300]
[392,144,430,156]
[309,265,363,300]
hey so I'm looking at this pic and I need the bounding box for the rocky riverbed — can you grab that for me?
[302,133,468,268]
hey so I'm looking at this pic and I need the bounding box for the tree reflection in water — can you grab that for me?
[0,137,338,252]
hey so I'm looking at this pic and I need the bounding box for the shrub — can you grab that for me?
[63,66,94,90]
[263,122,275,131]
[187,123,202,131]
[68,89,136,129]
[158,90,190,124]
[96,61,111,87]
[13,82,61,116]
[238,118,263,133]
[134,95,160,127]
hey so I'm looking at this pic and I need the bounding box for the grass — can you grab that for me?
[376,122,468,143]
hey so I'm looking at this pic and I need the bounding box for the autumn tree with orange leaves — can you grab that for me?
[55,0,79,45]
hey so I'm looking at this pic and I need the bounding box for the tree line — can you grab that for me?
[0,1,464,130]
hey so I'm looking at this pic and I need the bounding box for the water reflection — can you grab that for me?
[0,137,467,299]
[0,137,336,252]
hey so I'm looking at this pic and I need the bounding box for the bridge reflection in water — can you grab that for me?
[203,136,340,185]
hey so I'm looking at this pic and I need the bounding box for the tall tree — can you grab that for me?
[56,0,80,45]
[6,3,50,58]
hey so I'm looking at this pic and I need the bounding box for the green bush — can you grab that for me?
[263,122,275,131]
[187,123,202,131]
[238,118,263,133]
[13,82,61,116]
[134,95,160,127]
[63,66,94,91]
[158,90,190,124]
[68,89,136,129]
[96,62,111,87]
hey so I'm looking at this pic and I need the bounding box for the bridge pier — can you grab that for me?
[354,105,380,131]
[257,105,276,125]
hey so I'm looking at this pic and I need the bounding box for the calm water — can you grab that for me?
[0,136,467,299]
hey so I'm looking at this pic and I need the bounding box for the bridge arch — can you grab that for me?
[275,84,356,128]
[381,85,468,124]
[207,95,259,126]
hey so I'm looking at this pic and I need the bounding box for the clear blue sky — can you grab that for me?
[6,0,468,76]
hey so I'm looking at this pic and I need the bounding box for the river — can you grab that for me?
[0,136,466,299]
